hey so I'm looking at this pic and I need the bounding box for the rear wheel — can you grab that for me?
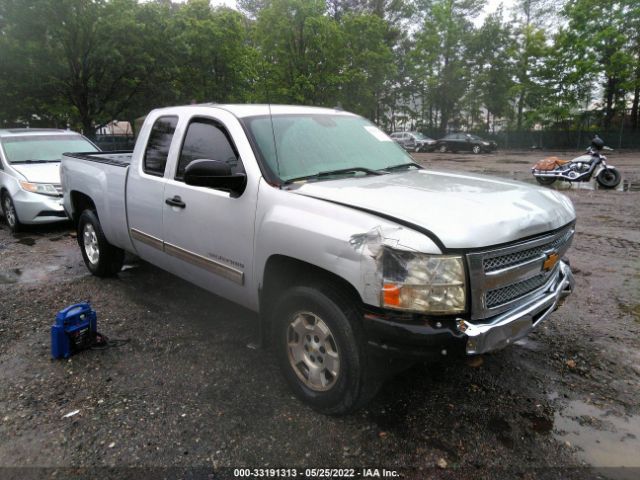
[438,145,447,153]
[596,168,621,189]
[272,284,380,415]
[535,176,556,186]
[2,192,22,234]
[77,209,124,277]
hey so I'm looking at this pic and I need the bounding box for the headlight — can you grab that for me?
[19,181,60,196]
[482,142,490,146]
[380,248,466,314]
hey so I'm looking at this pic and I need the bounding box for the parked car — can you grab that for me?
[435,133,497,154]
[62,104,575,414]
[389,131,437,152]
[0,128,98,232]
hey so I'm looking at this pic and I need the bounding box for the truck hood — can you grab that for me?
[11,162,61,184]
[293,169,575,250]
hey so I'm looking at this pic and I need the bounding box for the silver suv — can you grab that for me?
[0,128,97,232]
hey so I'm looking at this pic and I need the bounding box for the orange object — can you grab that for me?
[534,156,570,170]
[543,252,559,271]
[382,283,401,306]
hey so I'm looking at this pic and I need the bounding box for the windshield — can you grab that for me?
[244,114,412,182]
[2,135,97,163]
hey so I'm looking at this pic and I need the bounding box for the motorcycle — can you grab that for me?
[531,136,621,189]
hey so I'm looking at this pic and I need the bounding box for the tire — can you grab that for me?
[472,145,482,154]
[438,145,447,153]
[272,284,380,415]
[535,176,556,186]
[596,168,621,189]
[77,209,124,277]
[2,192,22,234]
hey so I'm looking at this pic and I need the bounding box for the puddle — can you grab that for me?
[16,237,36,246]
[554,399,640,474]
[0,265,62,284]
[496,159,530,164]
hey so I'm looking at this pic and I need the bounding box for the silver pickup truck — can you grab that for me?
[61,104,576,414]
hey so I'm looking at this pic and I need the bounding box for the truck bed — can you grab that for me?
[63,151,132,167]
[61,151,133,253]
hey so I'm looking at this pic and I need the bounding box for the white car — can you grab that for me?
[0,128,98,233]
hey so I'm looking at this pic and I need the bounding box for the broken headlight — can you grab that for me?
[380,248,466,314]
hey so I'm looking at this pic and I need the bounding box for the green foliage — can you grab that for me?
[1,0,640,135]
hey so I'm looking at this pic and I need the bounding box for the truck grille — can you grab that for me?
[467,225,574,320]
[486,273,549,309]
[483,228,574,272]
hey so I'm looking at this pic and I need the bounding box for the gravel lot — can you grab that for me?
[0,150,638,479]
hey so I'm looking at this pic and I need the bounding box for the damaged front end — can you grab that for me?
[352,224,575,359]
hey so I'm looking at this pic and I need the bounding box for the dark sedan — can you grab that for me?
[434,133,497,154]
[389,131,437,152]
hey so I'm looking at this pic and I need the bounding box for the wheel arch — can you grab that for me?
[69,191,97,227]
[259,254,363,343]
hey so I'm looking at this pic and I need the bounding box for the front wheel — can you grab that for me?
[272,285,380,415]
[596,168,621,189]
[535,176,557,186]
[438,145,447,153]
[77,209,124,277]
[472,145,482,154]
[2,192,22,233]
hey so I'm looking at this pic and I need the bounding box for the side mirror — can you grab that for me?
[184,159,246,194]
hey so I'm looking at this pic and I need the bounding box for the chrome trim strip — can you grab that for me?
[130,228,164,251]
[129,228,244,285]
[483,254,547,289]
[486,264,560,310]
[164,242,244,285]
[462,261,574,355]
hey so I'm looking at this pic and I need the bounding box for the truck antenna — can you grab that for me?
[265,86,281,178]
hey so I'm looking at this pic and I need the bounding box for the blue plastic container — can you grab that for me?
[51,302,97,359]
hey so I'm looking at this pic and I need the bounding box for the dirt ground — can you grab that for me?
[0,150,638,480]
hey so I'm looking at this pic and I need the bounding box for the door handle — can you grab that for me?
[165,195,186,209]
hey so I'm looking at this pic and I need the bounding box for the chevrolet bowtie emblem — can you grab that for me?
[543,252,560,271]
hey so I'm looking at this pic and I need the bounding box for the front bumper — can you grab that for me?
[363,261,574,358]
[13,189,68,224]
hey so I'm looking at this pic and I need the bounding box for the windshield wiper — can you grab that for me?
[381,162,422,172]
[283,167,383,184]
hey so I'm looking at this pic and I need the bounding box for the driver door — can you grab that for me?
[161,112,258,306]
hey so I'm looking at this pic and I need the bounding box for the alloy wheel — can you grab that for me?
[82,223,100,265]
[3,196,16,228]
[287,311,340,391]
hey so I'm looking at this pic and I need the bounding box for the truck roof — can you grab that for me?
[0,128,82,139]
[151,104,356,119]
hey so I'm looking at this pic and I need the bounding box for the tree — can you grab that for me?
[255,0,344,105]
[561,0,635,129]
[170,1,257,105]
[340,14,395,120]
[0,0,172,136]
[413,0,484,133]
[510,0,553,130]
[464,8,514,130]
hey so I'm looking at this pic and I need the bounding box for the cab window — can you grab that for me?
[143,116,178,177]
[175,119,243,181]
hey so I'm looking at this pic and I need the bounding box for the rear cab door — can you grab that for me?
[160,107,261,309]
[126,113,179,270]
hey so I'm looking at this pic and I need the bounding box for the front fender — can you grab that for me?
[254,180,442,307]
